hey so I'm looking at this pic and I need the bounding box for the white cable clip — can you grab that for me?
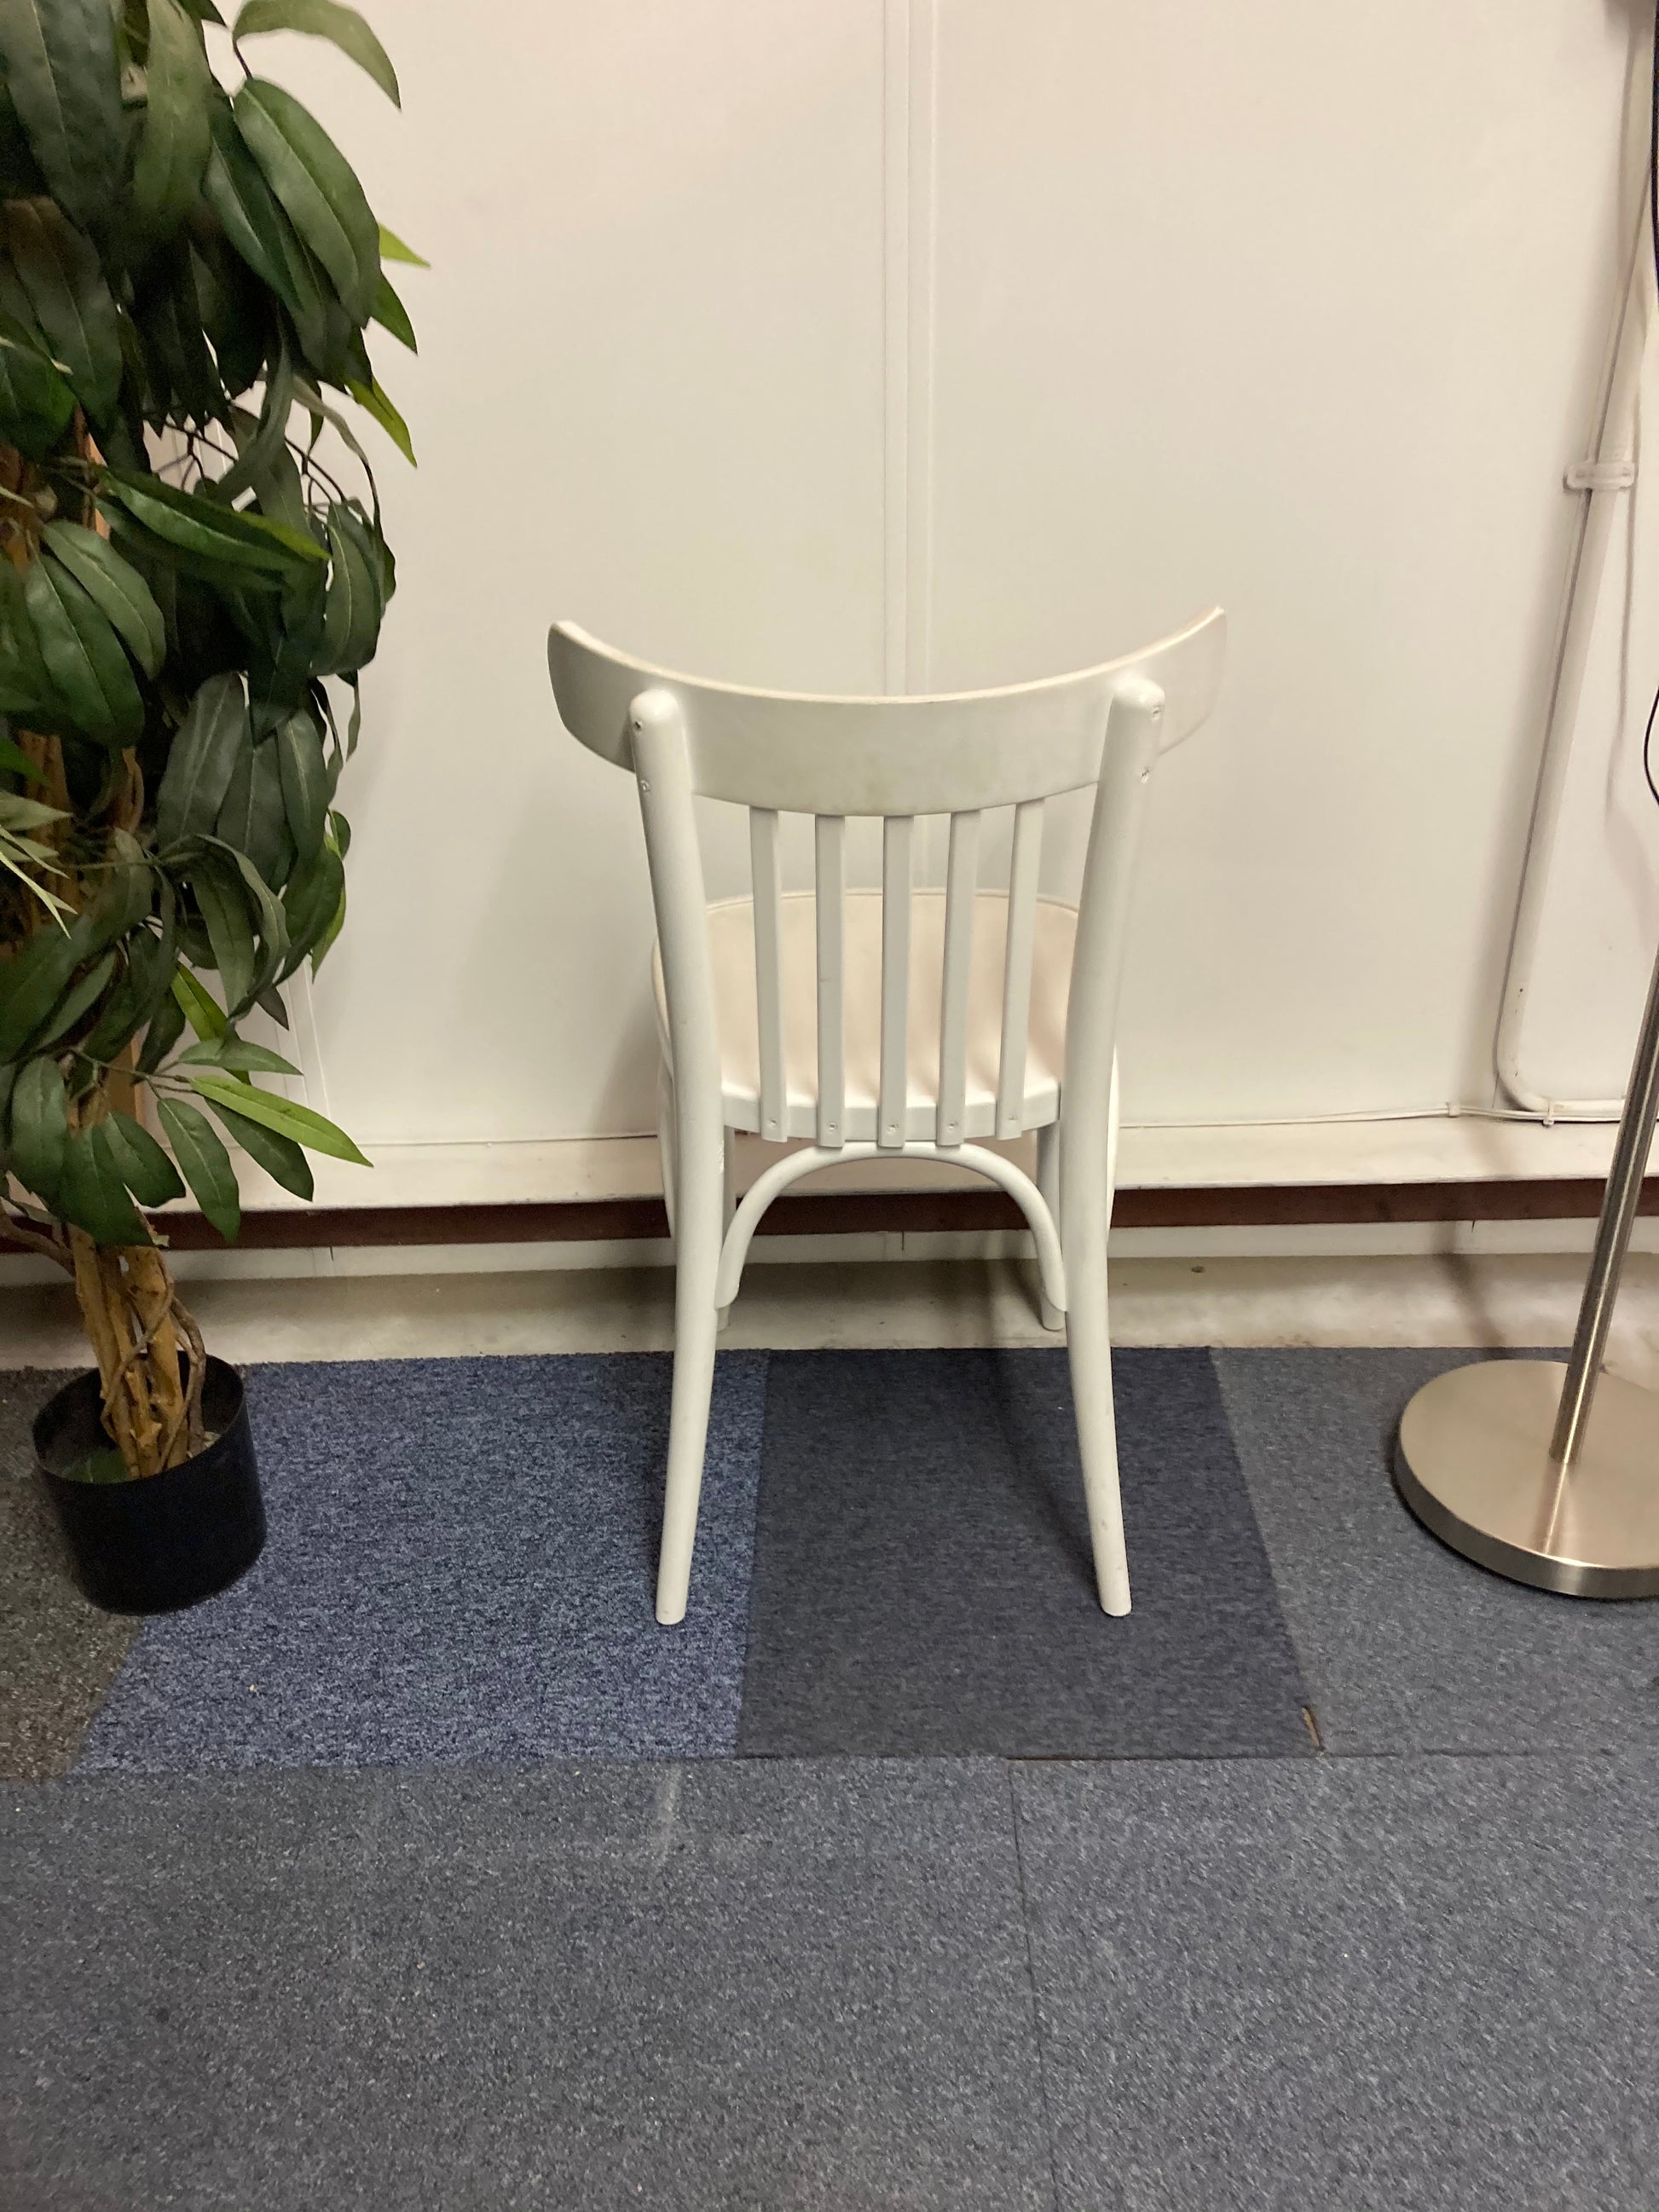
[1565,459,1637,493]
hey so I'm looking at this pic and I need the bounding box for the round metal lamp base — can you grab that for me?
[1395,1360,1659,1598]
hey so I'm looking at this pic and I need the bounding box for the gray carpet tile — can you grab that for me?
[0,1366,139,1782]
[1012,1753,1659,2212]
[738,1348,1312,1758]
[1,1759,1052,2212]
[1215,1347,1659,1755]
[77,1353,768,1772]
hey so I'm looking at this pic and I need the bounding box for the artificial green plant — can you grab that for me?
[0,0,419,1473]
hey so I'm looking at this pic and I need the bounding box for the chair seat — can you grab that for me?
[653,888,1078,1143]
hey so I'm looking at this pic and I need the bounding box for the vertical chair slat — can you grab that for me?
[814,814,846,1146]
[878,814,914,1148]
[749,806,786,1141]
[935,809,980,1146]
[996,798,1044,1137]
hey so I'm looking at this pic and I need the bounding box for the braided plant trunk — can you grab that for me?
[2,442,206,1476]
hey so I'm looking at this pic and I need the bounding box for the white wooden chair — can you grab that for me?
[547,611,1226,1625]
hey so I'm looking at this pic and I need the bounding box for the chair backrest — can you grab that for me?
[547,611,1225,1151]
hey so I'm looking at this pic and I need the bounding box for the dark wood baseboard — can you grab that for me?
[142,1175,1653,1252]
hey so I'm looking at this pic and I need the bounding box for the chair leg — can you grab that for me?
[1061,1060,1130,1616]
[1035,1123,1065,1331]
[657,1128,723,1626]
[717,1129,736,1332]
[1064,1273,1131,1615]
[656,1061,678,1243]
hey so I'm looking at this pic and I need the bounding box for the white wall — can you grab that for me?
[268,1,1659,1175]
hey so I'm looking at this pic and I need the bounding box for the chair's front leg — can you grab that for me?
[1061,1087,1131,1618]
[656,1060,678,1245]
[1036,1123,1064,1332]
[717,1129,737,1332]
[657,1120,724,1626]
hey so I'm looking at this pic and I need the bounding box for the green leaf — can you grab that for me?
[40,523,165,677]
[240,430,309,536]
[0,725,48,783]
[171,962,225,1040]
[247,564,326,731]
[0,73,46,195]
[0,558,63,724]
[346,374,413,465]
[188,851,256,1010]
[154,671,250,849]
[135,979,184,1071]
[57,1122,151,1245]
[21,555,143,744]
[0,912,90,1060]
[9,1052,66,1202]
[177,1033,299,1076]
[232,0,399,106]
[188,225,264,396]
[276,836,340,975]
[318,507,379,674]
[234,78,378,322]
[330,499,389,619]
[217,841,289,993]
[0,0,124,231]
[84,832,154,952]
[203,96,321,332]
[132,0,213,234]
[274,705,327,858]
[99,471,328,577]
[135,241,223,423]
[376,221,425,267]
[0,198,120,421]
[83,905,178,1060]
[186,1071,367,1164]
[0,312,73,455]
[214,733,285,881]
[156,1094,240,1239]
[209,341,292,509]
[309,866,345,971]
[101,1107,185,1206]
[0,790,61,832]
[198,1089,313,1197]
[368,269,413,352]
[29,944,113,1048]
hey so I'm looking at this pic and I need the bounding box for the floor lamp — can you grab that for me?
[1395,45,1659,1597]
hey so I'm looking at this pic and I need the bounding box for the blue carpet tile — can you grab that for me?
[2,1760,1052,2212]
[1215,1347,1659,1754]
[737,1348,1313,1758]
[1013,1752,1659,2212]
[78,1354,768,1771]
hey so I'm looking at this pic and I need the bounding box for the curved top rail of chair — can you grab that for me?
[547,608,1225,816]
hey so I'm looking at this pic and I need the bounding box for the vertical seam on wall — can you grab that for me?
[906,0,939,698]
[882,0,911,696]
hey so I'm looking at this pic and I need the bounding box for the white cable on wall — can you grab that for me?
[1491,183,1651,1123]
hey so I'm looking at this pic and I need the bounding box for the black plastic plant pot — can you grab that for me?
[33,1357,265,1615]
